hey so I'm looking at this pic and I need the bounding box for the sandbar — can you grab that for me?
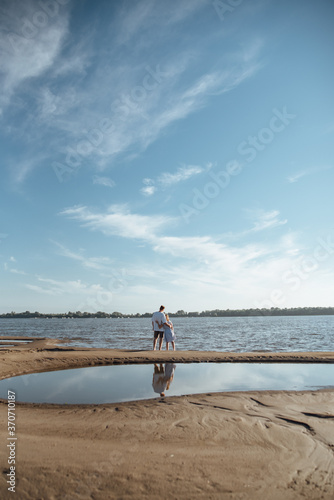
[0,337,333,499]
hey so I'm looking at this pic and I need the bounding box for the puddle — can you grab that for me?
[0,340,33,348]
[0,363,333,405]
[0,340,33,344]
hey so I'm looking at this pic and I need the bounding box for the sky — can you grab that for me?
[0,0,334,314]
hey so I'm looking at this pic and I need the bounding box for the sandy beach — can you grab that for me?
[1,338,334,499]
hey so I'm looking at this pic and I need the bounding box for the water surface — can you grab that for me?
[0,315,333,352]
[0,363,333,404]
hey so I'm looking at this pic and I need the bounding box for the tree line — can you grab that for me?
[1,307,334,319]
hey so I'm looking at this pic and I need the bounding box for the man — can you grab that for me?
[151,305,167,350]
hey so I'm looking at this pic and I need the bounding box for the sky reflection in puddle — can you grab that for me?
[0,363,333,404]
[0,340,33,343]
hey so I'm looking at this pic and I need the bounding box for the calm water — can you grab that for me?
[0,316,333,352]
[0,363,333,404]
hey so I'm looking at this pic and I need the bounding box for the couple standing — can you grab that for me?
[151,305,176,351]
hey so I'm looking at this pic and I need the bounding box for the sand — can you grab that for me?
[0,337,334,499]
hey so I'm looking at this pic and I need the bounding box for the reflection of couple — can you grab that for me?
[152,363,176,397]
[151,305,176,351]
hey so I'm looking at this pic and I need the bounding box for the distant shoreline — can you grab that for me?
[1,306,334,319]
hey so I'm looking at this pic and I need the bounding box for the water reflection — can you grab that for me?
[0,339,33,348]
[152,363,176,397]
[0,363,333,405]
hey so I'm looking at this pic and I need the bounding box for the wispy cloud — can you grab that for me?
[141,185,157,197]
[3,256,27,275]
[25,284,57,295]
[140,163,210,196]
[58,202,329,310]
[248,209,288,232]
[287,165,332,183]
[158,165,204,186]
[222,209,288,241]
[59,205,174,240]
[152,235,269,272]
[52,241,114,271]
[2,0,264,184]
[92,176,115,188]
[9,154,49,184]
[26,277,110,298]
[10,268,27,275]
[60,205,292,277]
[133,62,262,153]
[0,0,70,112]
[37,87,79,120]
[91,61,262,170]
[113,0,208,46]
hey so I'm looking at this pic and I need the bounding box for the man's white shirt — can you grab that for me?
[152,311,166,331]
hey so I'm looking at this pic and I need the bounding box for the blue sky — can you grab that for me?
[1,0,334,314]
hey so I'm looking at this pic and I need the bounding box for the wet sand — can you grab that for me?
[0,338,333,499]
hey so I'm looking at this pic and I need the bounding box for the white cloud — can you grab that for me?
[287,166,332,183]
[240,38,264,64]
[222,210,288,241]
[0,0,70,111]
[59,204,264,275]
[3,256,27,275]
[143,178,154,185]
[51,38,92,78]
[248,209,288,232]
[122,56,262,159]
[47,46,261,174]
[141,185,157,196]
[8,152,52,184]
[25,284,57,295]
[10,268,27,275]
[25,277,112,299]
[60,205,174,240]
[2,0,264,184]
[60,205,293,287]
[113,0,207,46]
[10,159,38,185]
[56,203,334,311]
[37,87,79,119]
[92,176,115,188]
[52,241,114,271]
[60,206,289,270]
[158,165,204,186]
[152,236,273,279]
[140,163,207,196]
[116,232,320,312]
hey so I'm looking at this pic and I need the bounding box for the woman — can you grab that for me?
[163,314,176,351]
